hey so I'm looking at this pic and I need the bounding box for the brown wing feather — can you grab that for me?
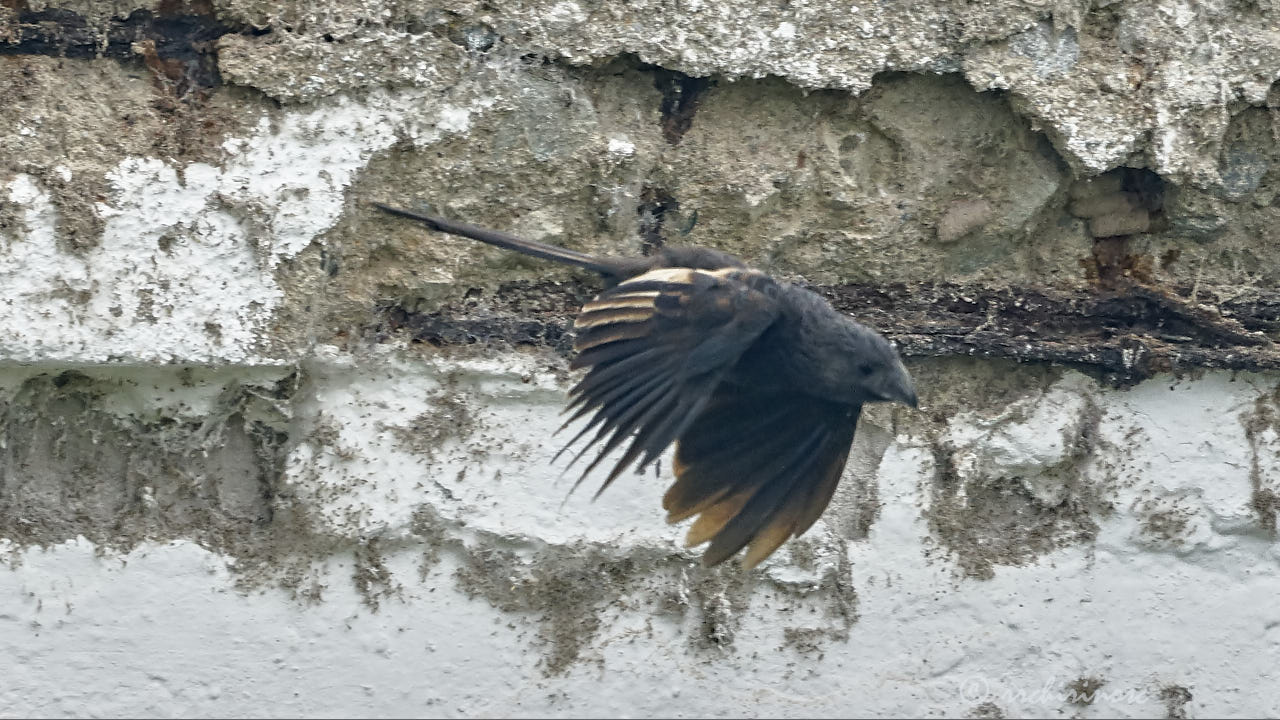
[666,388,862,568]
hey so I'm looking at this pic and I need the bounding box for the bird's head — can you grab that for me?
[839,323,918,408]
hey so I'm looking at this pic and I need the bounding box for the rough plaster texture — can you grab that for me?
[2,0,1280,717]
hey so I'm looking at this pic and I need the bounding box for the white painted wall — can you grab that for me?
[3,356,1277,717]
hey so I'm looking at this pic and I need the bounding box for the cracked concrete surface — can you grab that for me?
[211,0,1280,182]
[2,0,1280,717]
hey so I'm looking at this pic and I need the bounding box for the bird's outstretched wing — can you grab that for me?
[665,389,861,568]
[561,266,780,496]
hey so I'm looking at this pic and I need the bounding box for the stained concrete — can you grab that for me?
[2,0,1280,717]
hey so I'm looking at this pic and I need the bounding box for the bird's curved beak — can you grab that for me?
[891,363,918,408]
[903,385,919,409]
[896,383,918,409]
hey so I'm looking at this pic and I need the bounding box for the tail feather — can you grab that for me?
[371,203,630,277]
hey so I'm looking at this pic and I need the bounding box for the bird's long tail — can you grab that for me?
[372,203,629,276]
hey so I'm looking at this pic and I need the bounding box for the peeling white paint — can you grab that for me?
[2,359,1279,717]
[435,105,475,134]
[606,136,636,157]
[0,89,493,365]
[944,373,1096,506]
[285,355,1279,572]
[285,351,673,547]
[0,364,293,424]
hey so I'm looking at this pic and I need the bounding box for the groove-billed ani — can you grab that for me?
[373,203,918,568]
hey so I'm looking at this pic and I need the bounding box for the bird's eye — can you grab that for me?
[858,364,874,376]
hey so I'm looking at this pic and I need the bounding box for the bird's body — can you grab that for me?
[374,203,917,568]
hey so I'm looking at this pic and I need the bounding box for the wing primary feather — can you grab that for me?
[740,428,848,568]
[570,338,651,370]
[559,351,665,427]
[741,493,807,569]
[698,428,829,567]
[612,267,698,288]
[674,396,794,461]
[663,402,809,518]
[560,370,673,483]
[665,396,863,567]
[685,489,755,548]
[790,407,860,537]
[634,387,720,469]
[665,484,732,524]
[587,289,662,305]
[576,383,680,491]
[682,431,816,551]
[691,422,819,540]
[573,307,654,329]
[560,362,669,464]
[565,349,664,407]
[555,369,670,468]
[573,323,652,353]
[596,376,722,494]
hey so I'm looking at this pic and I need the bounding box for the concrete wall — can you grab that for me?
[2,1,1279,716]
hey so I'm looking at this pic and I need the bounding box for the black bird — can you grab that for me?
[373,203,918,568]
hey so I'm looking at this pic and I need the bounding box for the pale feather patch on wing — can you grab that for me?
[626,267,699,285]
[572,306,654,329]
[707,267,750,280]
[742,505,800,568]
[685,489,754,547]
[573,269,711,352]
[586,290,662,308]
[664,485,730,525]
